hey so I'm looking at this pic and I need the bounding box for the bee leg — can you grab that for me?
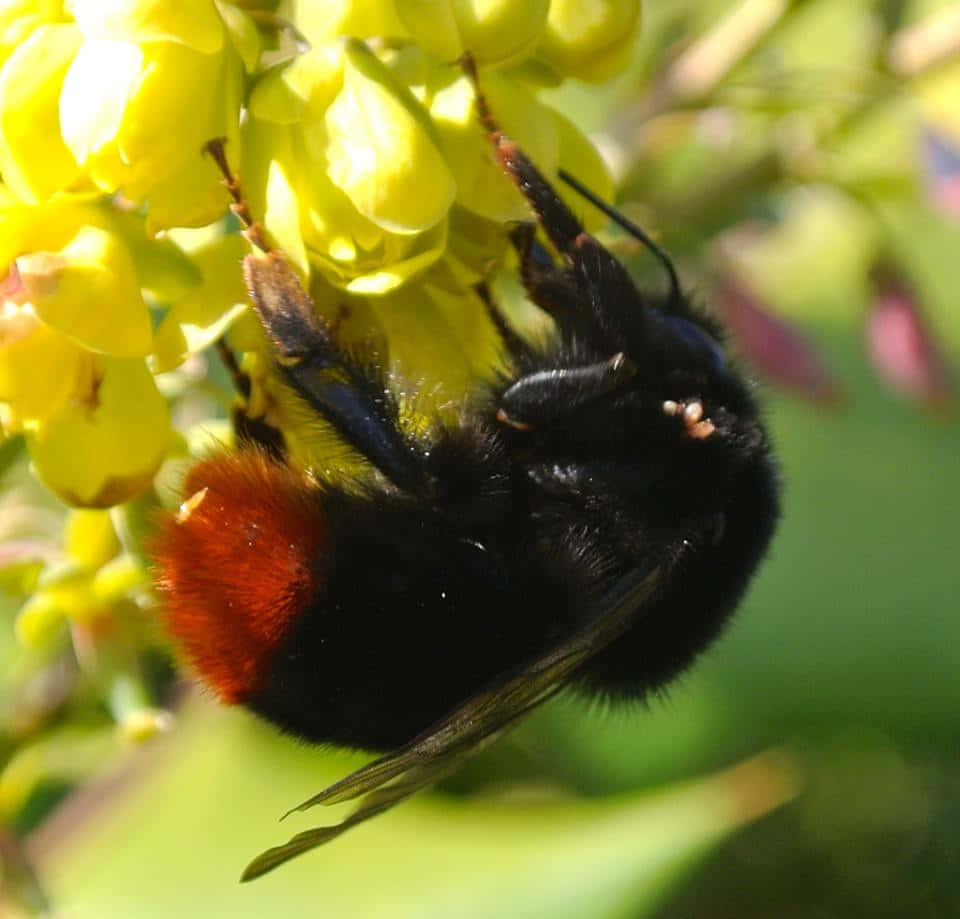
[473,280,536,365]
[507,223,626,349]
[508,224,587,316]
[462,59,641,350]
[496,352,637,431]
[204,139,427,493]
[215,339,287,458]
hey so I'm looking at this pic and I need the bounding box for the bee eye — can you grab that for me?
[654,312,727,374]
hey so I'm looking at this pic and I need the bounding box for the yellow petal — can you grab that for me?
[111,212,201,302]
[17,224,152,357]
[151,234,249,373]
[289,0,407,45]
[363,274,499,398]
[0,0,65,68]
[27,356,170,507]
[60,31,241,213]
[325,40,455,234]
[433,72,558,222]
[0,310,93,428]
[215,1,260,73]
[552,107,614,233]
[344,219,449,294]
[248,45,344,125]
[443,204,509,286]
[59,38,143,168]
[0,23,82,202]
[113,41,226,189]
[70,0,225,54]
[39,564,97,621]
[64,509,118,571]
[143,148,235,234]
[241,117,310,278]
[0,196,104,270]
[395,0,462,60]
[396,0,549,66]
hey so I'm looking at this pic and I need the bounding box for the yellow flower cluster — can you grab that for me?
[0,0,638,511]
[0,0,639,783]
[0,0,252,506]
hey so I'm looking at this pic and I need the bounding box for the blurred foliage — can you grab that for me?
[1,0,959,916]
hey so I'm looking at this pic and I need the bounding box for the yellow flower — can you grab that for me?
[246,39,456,294]
[328,41,456,234]
[430,69,612,231]
[58,0,252,230]
[26,355,170,507]
[0,198,152,358]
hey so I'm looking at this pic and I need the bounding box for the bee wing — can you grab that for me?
[241,562,664,881]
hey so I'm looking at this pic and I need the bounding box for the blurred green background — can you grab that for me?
[3,0,960,915]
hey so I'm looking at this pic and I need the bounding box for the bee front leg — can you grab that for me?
[204,139,427,493]
[496,353,637,431]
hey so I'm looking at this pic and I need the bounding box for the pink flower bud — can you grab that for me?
[866,267,953,412]
[714,275,840,403]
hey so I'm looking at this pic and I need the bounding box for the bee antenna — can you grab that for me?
[557,168,681,308]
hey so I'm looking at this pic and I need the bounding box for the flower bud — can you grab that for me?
[15,590,66,650]
[118,706,174,744]
[866,267,953,411]
[64,509,118,571]
[537,0,641,82]
[714,274,840,403]
[27,356,170,507]
[395,0,549,67]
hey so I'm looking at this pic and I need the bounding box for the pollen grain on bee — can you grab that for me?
[683,401,704,424]
[176,487,208,523]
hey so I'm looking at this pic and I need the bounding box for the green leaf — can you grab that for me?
[40,700,795,917]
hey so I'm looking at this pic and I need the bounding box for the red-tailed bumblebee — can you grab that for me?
[154,62,780,880]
